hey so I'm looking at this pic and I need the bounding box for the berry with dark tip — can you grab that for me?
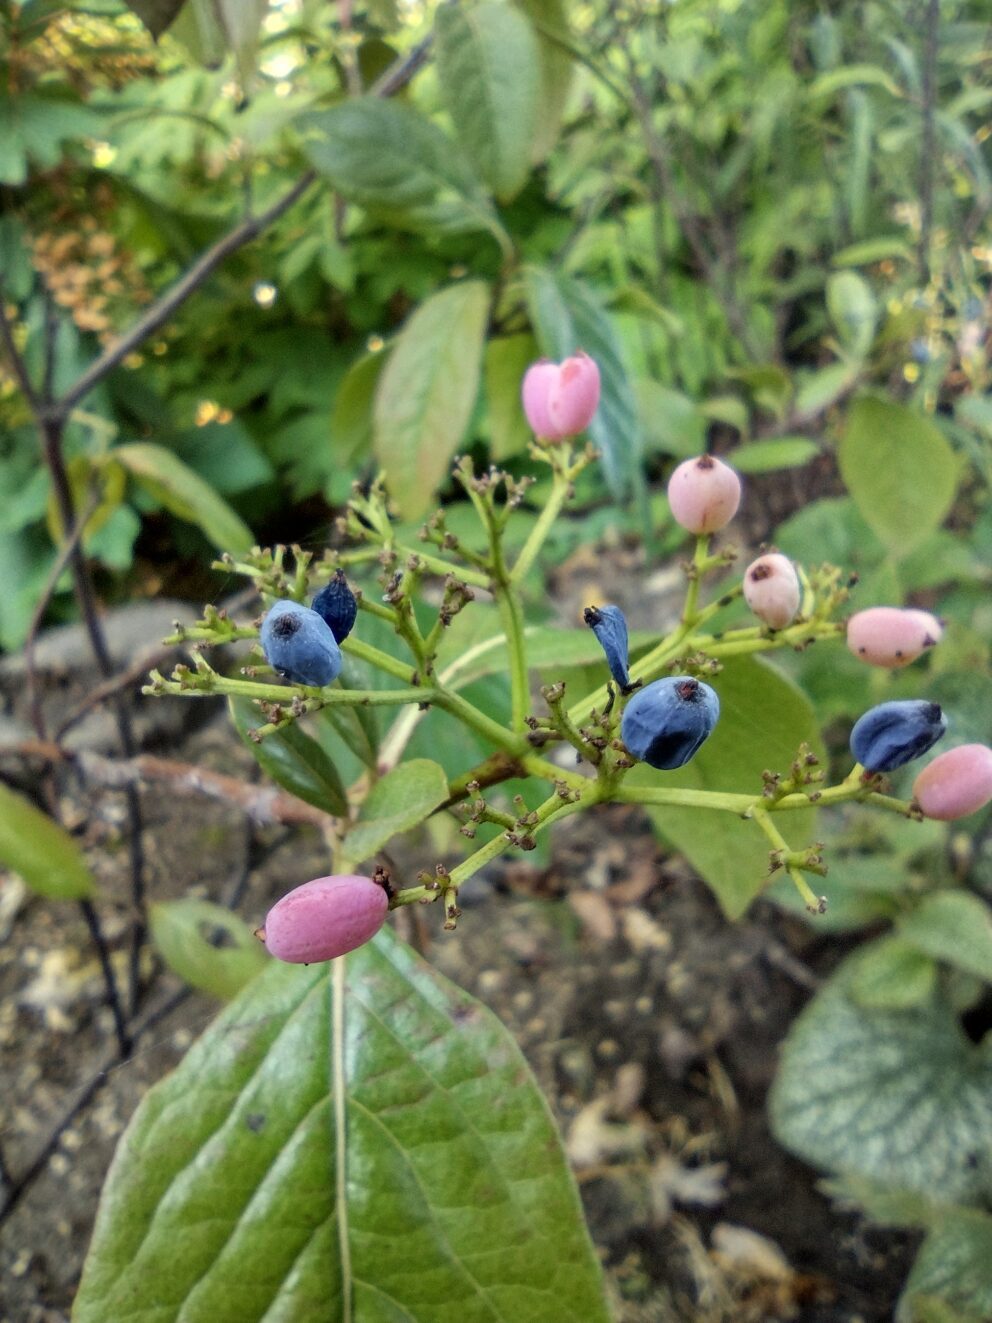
[621,676,720,770]
[667,455,742,535]
[743,553,801,630]
[913,745,992,820]
[312,569,358,643]
[260,599,342,687]
[846,607,943,668]
[258,875,388,963]
[584,603,630,689]
[849,699,947,773]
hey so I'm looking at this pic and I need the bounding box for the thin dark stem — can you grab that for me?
[0,288,41,412]
[79,898,130,1058]
[918,0,939,284]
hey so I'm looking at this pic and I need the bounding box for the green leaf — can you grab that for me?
[115,443,253,554]
[848,936,937,1009]
[730,437,820,473]
[343,758,449,863]
[900,892,992,982]
[832,237,914,266]
[793,361,859,418]
[229,698,348,817]
[372,280,490,520]
[74,929,612,1322]
[524,266,642,500]
[899,1208,992,1323]
[770,958,992,1205]
[330,350,389,467]
[435,1,540,202]
[512,0,573,161]
[636,381,706,459]
[298,99,500,239]
[149,899,268,1002]
[485,333,537,459]
[839,395,959,555]
[809,64,902,99]
[629,657,825,918]
[124,0,187,38]
[827,271,878,359]
[0,781,95,900]
[0,90,102,185]
[167,0,227,65]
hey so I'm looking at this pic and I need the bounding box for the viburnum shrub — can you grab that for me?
[75,353,992,1322]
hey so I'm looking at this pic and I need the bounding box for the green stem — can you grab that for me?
[394,543,490,589]
[342,636,417,684]
[497,589,529,731]
[750,806,824,912]
[511,452,573,585]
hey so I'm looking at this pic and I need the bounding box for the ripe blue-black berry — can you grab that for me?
[584,604,630,689]
[621,676,720,770]
[312,570,358,643]
[849,699,946,773]
[261,600,342,687]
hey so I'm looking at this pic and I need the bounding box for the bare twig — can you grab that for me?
[79,898,130,1058]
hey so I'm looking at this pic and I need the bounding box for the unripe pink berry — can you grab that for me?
[846,607,943,668]
[743,553,801,629]
[913,745,992,820]
[521,353,600,441]
[258,875,388,964]
[667,455,742,535]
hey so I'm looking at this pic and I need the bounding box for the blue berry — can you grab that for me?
[312,570,358,643]
[621,676,720,770]
[261,600,342,687]
[849,699,946,773]
[584,604,630,689]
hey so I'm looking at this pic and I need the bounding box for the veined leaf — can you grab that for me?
[230,697,348,817]
[115,443,253,554]
[900,891,992,982]
[0,781,95,900]
[899,1208,992,1323]
[331,349,389,467]
[512,0,573,161]
[485,333,537,459]
[343,758,448,863]
[149,898,268,1002]
[74,930,613,1321]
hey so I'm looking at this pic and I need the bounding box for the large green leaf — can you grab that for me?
[770,957,992,1205]
[298,99,499,238]
[230,698,349,817]
[115,443,253,554]
[435,1,540,202]
[74,930,612,1321]
[485,333,537,460]
[343,758,449,864]
[149,898,268,1002]
[900,891,992,982]
[331,350,389,467]
[899,1208,992,1323]
[838,396,959,555]
[512,0,573,161]
[372,281,490,520]
[124,0,188,38]
[826,270,877,359]
[628,657,825,918]
[0,781,95,900]
[524,266,641,500]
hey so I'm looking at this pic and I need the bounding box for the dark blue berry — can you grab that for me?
[850,699,947,773]
[312,570,358,643]
[261,600,342,687]
[584,604,630,689]
[621,676,720,770]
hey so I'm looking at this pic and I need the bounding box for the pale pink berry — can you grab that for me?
[258,875,388,964]
[521,353,600,441]
[743,553,801,629]
[667,455,742,535]
[846,607,943,668]
[913,745,992,820]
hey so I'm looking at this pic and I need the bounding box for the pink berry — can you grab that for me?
[667,455,742,535]
[258,875,388,964]
[521,353,600,441]
[743,552,801,629]
[846,607,943,668]
[913,745,992,820]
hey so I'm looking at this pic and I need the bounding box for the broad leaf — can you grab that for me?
[331,350,389,467]
[115,443,253,554]
[900,891,992,982]
[730,437,820,473]
[839,396,959,555]
[770,958,992,1205]
[436,1,540,202]
[848,936,937,1010]
[74,930,612,1321]
[524,266,641,500]
[485,333,537,459]
[628,657,825,918]
[149,898,268,1001]
[512,0,573,161]
[343,758,449,864]
[373,281,490,520]
[0,90,102,185]
[827,270,877,359]
[636,381,706,459]
[0,781,95,900]
[899,1208,992,1323]
[230,698,349,817]
[124,0,187,38]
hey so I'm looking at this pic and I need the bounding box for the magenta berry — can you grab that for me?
[846,606,943,668]
[743,553,800,629]
[521,352,600,441]
[913,745,992,820]
[667,455,742,535]
[259,875,388,964]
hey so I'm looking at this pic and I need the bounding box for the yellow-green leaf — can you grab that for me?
[115,442,253,554]
[0,781,95,900]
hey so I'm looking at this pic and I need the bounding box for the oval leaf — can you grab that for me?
[900,891,992,982]
[485,332,538,459]
[839,395,959,555]
[343,757,449,863]
[0,780,95,900]
[731,437,820,473]
[373,280,490,520]
[229,697,349,816]
[75,928,612,1321]
[115,443,253,554]
[512,0,573,161]
[149,898,268,1002]
[899,1208,992,1323]
[827,271,878,359]
[436,1,540,202]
